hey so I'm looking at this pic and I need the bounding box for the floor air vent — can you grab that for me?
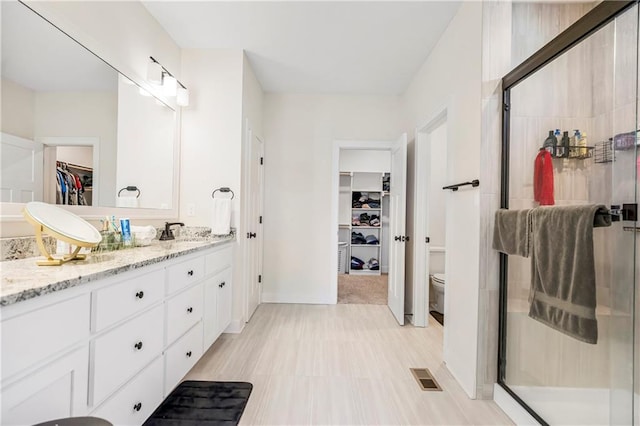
[410,368,442,391]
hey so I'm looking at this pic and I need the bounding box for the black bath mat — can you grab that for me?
[430,311,444,326]
[143,381,253,426]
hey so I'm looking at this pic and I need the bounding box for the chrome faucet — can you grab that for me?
[160,222,184,241]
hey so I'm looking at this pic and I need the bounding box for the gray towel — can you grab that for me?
[493,209,532,257]
[528,204,610,344]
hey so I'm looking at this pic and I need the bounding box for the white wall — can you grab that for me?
[56,146,92,167]
[116,79,175,209]
[262,94,401,303]
[402,2,482,398]
[1,78,35,140]
[339,149,390,172]
[180,48,246,330]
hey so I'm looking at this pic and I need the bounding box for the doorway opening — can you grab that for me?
[409,110,448,328]
[330,135,407,325]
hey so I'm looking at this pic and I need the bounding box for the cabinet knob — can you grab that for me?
[187,270,194,276]
[187,307,193,313]
[186,351,192,358]
[219,281,225,288]
[135,291,144,299]
[134,341,143,350]
[133,402,142,412]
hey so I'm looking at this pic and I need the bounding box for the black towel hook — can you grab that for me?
[118,186,141,198]
[212,187,234,200]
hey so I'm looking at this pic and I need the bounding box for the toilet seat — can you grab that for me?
[432,273,445,284]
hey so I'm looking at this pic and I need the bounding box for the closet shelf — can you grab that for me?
[351,244,381,247]
[65,163,93,172]
[352,225,380,229]
[352,208,381,211]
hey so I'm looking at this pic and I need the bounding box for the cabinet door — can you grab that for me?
[164,322,203,396]
[91,356,163,426]
[203,274,219,349]
[166,283,203,345]
[91,305,164,406]
[1,346,89,425]
[216,268,232,336]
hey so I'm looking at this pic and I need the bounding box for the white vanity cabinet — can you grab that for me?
[0,242,234,426]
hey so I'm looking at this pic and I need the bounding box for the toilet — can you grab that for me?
[430,273,445,314]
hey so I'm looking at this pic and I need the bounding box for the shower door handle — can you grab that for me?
[425,237,430,243]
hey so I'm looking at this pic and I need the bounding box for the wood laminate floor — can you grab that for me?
[185,304,513,425]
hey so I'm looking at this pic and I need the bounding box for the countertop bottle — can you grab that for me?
[554,129,563,157]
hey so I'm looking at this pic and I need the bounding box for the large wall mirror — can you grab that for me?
[1,0,176,211]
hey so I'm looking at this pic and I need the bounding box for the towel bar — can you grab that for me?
[212,187,235,199]
[442,179,480,191]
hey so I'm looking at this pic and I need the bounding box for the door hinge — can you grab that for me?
[259,216,262,224]
[260,157,264,165]
[258,275,262,283]
[425,237,430,243]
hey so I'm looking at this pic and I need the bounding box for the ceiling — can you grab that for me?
[143,1,461,95]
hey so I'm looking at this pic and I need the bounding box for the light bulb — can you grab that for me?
[147,60,163,85]
[176,87,190,107]
[163,75,177,96]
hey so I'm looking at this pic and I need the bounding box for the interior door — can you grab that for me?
[388,133,407,325]
[1,133,43,203]
[246,132,264,320]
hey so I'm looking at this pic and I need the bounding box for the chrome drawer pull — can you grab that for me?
[219,281,225,288]
[135,291,144,299]
[186,351,192,358]
[133,402,142,412]
[134,341,143,350]
[187,307,193,313]
[187,270,194,276]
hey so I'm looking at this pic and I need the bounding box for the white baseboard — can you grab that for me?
[223,319,245,334]
[493,384,540,426]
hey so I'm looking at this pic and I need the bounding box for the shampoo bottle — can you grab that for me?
[543,130,557,156]
[579,132,588,157]
[554,129,563,157]
[561,131,571,158]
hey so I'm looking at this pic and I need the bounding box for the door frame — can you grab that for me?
[412,109,448,327]
[330,139,398,304]
[37,136,100,207]
[242,120,265,324]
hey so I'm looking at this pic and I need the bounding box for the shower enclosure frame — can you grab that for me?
[498,1,638,424]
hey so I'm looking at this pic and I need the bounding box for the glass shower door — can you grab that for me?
[501,4,638,424]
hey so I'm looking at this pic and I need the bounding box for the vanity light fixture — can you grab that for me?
[177,85,190,107]
[148,56,189,107]
[147,57,163,85]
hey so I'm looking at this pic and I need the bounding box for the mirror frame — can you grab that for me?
[1,0,182,233]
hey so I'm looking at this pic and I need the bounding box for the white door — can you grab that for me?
[246,132,264,320]
[1,133,43,203]
[388,133,407,325]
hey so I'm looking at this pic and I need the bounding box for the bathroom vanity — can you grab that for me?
[0,237,233,425]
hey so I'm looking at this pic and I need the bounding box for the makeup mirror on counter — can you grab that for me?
[0,0,177,211]
[23,201,102,265]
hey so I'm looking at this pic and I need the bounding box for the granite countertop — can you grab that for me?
[0,236,234,307]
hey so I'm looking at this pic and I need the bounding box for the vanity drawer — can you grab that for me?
[166,256,205,295]
[166,283,203,345]
[92,269,164,332]
[1,294,90,381]
[91,356,163,426]
[164,322,203,395]
[205,246,233,276]
[91,305,163,406]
